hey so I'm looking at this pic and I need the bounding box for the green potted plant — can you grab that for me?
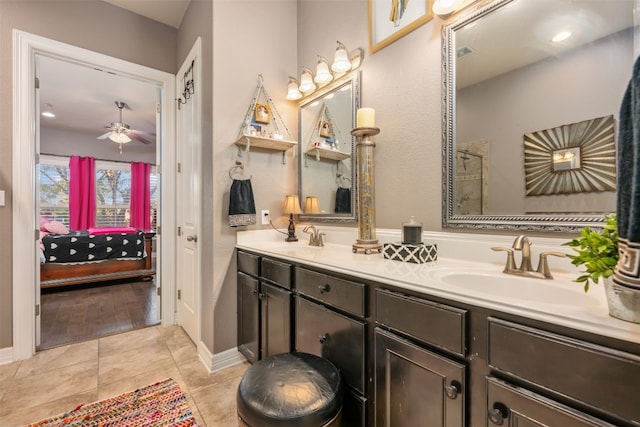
[563,213,618,292]
[564,213,640,323]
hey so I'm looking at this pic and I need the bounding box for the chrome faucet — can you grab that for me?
[492,235,566,279]
[303,225,325,247]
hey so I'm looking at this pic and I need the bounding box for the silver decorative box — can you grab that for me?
[383,242,437,264]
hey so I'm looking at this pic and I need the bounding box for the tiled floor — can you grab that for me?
[0,325,249,426]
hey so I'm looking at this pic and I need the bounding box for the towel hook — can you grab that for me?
[229,161,252,180]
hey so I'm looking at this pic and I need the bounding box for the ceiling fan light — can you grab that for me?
[109,132,131,144]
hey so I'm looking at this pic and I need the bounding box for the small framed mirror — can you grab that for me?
[298,71,361,223]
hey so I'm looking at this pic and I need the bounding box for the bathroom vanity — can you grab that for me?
[236,229,640,427]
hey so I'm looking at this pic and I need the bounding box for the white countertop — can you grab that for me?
[237,227,640,346]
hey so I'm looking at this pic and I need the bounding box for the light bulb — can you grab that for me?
[109,132,131,144]
[331,41,351,73]
[299,68,317,93]
[286,77,302,100]
[314,56,334,85]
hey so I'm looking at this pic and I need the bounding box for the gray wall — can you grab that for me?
[0,0,176,350]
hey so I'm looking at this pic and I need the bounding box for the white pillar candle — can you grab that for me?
[356,108,375,128]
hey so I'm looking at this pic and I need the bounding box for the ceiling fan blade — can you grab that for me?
[129,133,153,144]
[129,129,156,137]
[97,131,112,139]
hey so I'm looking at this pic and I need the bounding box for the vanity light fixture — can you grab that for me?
[286,42,363,101]
[433,0,464,17]
[552,31,572,43]
[282,195,303,242]
[314,56,334,85]
[299,67,317,94]
[41,103,55,118]
[286,76,303,100]
[331,41,352,73]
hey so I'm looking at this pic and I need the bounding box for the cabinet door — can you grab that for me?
[375,328,465,427]
[486,377,617,427]
[295,296,366,394]
[237,271,259,364]
[260,282,292,359]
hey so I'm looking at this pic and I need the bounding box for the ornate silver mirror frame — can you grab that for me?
[298,71,360,223]
[442,0,633,232]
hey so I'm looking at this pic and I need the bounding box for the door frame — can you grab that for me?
[12,30,177,360]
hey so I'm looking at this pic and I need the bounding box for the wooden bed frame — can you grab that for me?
[40,232,156,289]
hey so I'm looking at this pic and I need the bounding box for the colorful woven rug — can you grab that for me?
[24,378,197,427]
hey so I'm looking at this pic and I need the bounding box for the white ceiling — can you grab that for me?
[38,0,191,153]
[102,0,191,29]
[455,0,634,88]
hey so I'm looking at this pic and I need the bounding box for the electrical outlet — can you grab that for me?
[261,209,270,225]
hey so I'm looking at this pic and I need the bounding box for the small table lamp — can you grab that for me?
[282,195,302,242]
[304,196,321,214]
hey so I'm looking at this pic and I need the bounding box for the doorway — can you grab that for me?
[36,54,161,349]
[13,30,177,360]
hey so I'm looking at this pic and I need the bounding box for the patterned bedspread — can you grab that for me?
[42,230,145,264]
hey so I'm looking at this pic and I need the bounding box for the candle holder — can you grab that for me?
[351,126,382,254]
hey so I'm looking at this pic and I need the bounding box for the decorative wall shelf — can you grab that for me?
[235,75,296,164]
[235,135,297,152]
[305,146,350,162]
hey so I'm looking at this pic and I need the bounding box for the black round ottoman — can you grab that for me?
[237,352,343,426]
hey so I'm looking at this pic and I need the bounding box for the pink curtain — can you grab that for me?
[69,156,96,231]
[130,162,151,231]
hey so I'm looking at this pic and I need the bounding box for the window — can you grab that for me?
[39,155,158,230]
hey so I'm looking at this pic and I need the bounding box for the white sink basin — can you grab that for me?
[431,270,605,308]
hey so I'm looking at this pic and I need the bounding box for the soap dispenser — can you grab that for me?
[402,216,423,245]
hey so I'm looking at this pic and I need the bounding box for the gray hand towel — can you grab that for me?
[229,179,256,227]
[614,56,640,290]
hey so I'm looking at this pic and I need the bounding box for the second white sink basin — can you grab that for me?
[431,270,605,308]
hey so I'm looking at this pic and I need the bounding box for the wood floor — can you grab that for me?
[39,279,159,350]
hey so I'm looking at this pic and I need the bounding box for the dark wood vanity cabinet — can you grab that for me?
[237,251,292,362]
[237,250,639,427]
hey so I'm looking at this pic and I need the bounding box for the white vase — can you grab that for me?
[603,277,640,324]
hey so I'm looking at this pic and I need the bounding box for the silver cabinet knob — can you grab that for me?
[186,235,197,242]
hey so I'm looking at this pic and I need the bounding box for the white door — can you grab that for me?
[175,38,202,344]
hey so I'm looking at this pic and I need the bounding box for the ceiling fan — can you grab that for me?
[97,101,155,146]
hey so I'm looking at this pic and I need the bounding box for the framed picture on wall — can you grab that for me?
[369,0,433,54]
[254,103,270,124]
[319,121,333,138]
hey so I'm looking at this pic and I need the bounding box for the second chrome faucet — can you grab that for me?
[492,235,565,279]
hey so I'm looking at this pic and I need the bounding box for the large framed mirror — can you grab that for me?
[298,71,360,222]
[442,0,635,231]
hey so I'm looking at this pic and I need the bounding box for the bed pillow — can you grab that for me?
[44,220,69,235]
[88,226,138,235]
[39,216,51,231]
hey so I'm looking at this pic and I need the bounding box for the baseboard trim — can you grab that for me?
[198,343,245,373]
[0,347,14,365]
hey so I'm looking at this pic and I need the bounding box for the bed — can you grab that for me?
[40,228,156,289]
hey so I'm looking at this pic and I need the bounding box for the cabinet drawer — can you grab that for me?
[486,377,617,427]
[261,258,292,289]
[296,268,366,317]
[295,296,366,394]
[375,289,467,357]
[489,318,640,425]
[237,251,259,276]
